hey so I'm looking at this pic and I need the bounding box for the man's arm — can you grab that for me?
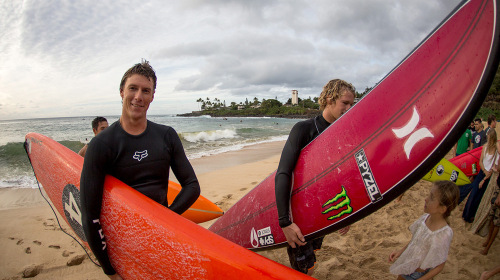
[168,128,200,214]
[78,144,88,157]
[275,123,311,248]
[80,139,116,276]
[275,122,308,228]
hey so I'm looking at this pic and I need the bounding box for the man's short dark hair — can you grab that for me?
[92,116,107,130]
[487,114,497,125]
[119,60,157,91]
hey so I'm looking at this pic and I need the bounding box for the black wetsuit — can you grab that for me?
[275,114,331,273]
[80,120,200,275]
[275,114,331,228]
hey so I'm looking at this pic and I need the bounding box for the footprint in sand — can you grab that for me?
[33,240,42,245]
[240,187,248,191]
[9,237,25,246]
[63,250,75,257]
[358,256,376,267]
[22,264,43,278]
[42,218,62,231]
[215,194,235,211]
[25,247,31,254]
[66,254,86,266]
[48,245,61,249]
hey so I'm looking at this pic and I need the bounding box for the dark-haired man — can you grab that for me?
[80,61,200,279]
[78,116,108,157]
[485,114,497,135]
[472,118,487,149]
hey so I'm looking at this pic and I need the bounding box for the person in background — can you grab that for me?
[480,167,500,255]
[473,118,487,149]
[389,181,459,280]
[80,61,200,279]
[78,116,108,157]
[275,79,353,276]
[453,127,473,156]
[462,130,499,222]
[470,121,477,133]
[484,115,497,136]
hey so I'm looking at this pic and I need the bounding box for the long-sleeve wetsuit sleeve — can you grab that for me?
[275,122,308,228]
[80,138,116,275]
[167,128,201,214]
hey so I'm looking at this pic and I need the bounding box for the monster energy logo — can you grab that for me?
[322,186,353,220]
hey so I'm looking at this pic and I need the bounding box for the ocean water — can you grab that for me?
[0,115,302,189]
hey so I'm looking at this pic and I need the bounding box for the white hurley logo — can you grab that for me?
[133,150,148,161]
[392,107,434,160]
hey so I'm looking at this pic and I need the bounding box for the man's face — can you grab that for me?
[93,121,108,136]
[325,91,355,121]
[120,74,155,121]
[474,121,482,131]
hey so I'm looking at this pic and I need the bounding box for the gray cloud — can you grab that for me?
[0,0,462,119]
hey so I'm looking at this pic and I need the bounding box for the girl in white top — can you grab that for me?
[389,181,460,280]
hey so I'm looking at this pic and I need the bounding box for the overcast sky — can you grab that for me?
[0,0,461,120]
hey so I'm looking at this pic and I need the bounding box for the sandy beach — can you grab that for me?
[1,140,499,279]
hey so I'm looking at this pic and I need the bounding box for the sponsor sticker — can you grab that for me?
[450,170,459,183]
[436,165,444,176]
[250,226,275,248]
[322,186,353,220]
[62,184,86,241]
[355,149,382,203]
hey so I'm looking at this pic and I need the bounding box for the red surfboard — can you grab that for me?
[210,0,500,250]
[25,133,310,279]
[449,140,500,177]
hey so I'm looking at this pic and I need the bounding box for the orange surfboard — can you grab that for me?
[168,180,224,223]
[25,132,309,279]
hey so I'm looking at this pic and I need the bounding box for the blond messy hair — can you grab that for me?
[318,79,356,110]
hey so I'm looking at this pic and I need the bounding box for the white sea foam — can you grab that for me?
[187,135,288,159]
[0,176,38,189]
[181,129,238,143]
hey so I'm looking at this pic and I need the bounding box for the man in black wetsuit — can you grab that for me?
[80,61,200,280]
[275,79,355,276]
[78,116,108,157]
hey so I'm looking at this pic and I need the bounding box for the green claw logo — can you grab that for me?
[322,186,353,220]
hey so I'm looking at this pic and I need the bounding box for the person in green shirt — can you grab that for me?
[453,128,473,156]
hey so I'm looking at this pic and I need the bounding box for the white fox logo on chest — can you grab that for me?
[133,150,148,161]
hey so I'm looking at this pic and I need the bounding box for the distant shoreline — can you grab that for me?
[177,111,317,119]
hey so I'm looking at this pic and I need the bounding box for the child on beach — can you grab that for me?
[389,181,460,280]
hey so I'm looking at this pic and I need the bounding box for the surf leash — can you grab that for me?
[23,140,101,268]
